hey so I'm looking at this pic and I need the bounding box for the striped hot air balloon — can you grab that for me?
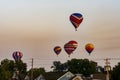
[54,46,62,56]
[64,40,78,57]
[12,51,23,61]
[70,13,83,31]
[68,40,78,50]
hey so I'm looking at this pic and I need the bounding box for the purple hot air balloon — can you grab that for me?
[12,51,23,61]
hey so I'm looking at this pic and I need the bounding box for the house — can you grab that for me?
[24,75,30,80]
[34,71,106,80]
[70,75,83,80]
[57,71,74,80]
[41,71,84,80]
[43,71,67,80]
[35,74,45,80]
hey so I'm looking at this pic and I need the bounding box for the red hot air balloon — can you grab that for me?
[85,43,94,55]
[70,13,83,31]
[68,40,78,50]
[64,43,73,57]
[12,51,23,61]
[54,46,62,56]
[64,40,78,57]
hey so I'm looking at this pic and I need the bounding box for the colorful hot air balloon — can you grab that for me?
[12,51,23,61]
[54,46,62,56]
[85,43,94,55]
[70,13,83,31]
[64,40,78,57]
[68,40,78,50]
[64,43,73,57]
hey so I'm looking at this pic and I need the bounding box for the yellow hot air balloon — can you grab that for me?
[85,43,94,55]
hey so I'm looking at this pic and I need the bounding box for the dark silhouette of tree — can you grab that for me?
[51,61,67,72]
[96,66,105,73]
[52,58,97,77]
[66,59,97,77]
[14,60,27,80]
[0,59,27,80]
[111,62,120,80]
[28,67,45,80]
[0,59,15,80]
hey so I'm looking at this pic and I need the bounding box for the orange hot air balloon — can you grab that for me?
[85,43,94,55]
[54,46,62,56]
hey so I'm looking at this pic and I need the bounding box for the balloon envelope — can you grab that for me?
[64,40,78,57]
[70,13,83,31]
[64,43,74,57]
[85,43,94,55]
[54,46,62,56]
[68,40,78,50]
[12,51,23,61]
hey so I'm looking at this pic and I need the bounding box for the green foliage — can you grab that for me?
[52,58,97,77]
[67,59,97,77]
[111,62,120,80]
[0,59,15,80]
[0,59,27,80]
[96,66,104,73]
[15,60,27,74]
[14,60,27,80]
[52,61,67,72]
[28,67,45,79]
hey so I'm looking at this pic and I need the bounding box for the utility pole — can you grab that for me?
[31,58,34,80]
[104,58,111,80]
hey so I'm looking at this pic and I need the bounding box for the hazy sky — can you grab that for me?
[0,0,120,71]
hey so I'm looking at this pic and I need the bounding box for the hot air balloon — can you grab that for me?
[70,13,83,31]
[85,43,94,55]
[64,43,73,57]
[54,46,62,56]
[12,51,23,61]
[68,40,78,50]
[64,40,78,57]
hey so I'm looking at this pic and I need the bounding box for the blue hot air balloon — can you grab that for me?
[12,51,23,61]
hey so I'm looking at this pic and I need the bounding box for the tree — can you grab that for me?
[66,59,97,77]
[15,60,27,73]
[0,59,15,80]
[51,58,98,77]
[28,67,45,80]
[51,61,67,72]
[111,62,120,80]
[14,60,27,80]
[96,66,105,73]
[0,59,27,80]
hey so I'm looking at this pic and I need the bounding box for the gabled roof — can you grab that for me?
[35,74,45,80]
[69,75,84,80]
[69,75,77,80]
[24,75,30,80]
[43,71,67,80]
[58,71,74,80]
